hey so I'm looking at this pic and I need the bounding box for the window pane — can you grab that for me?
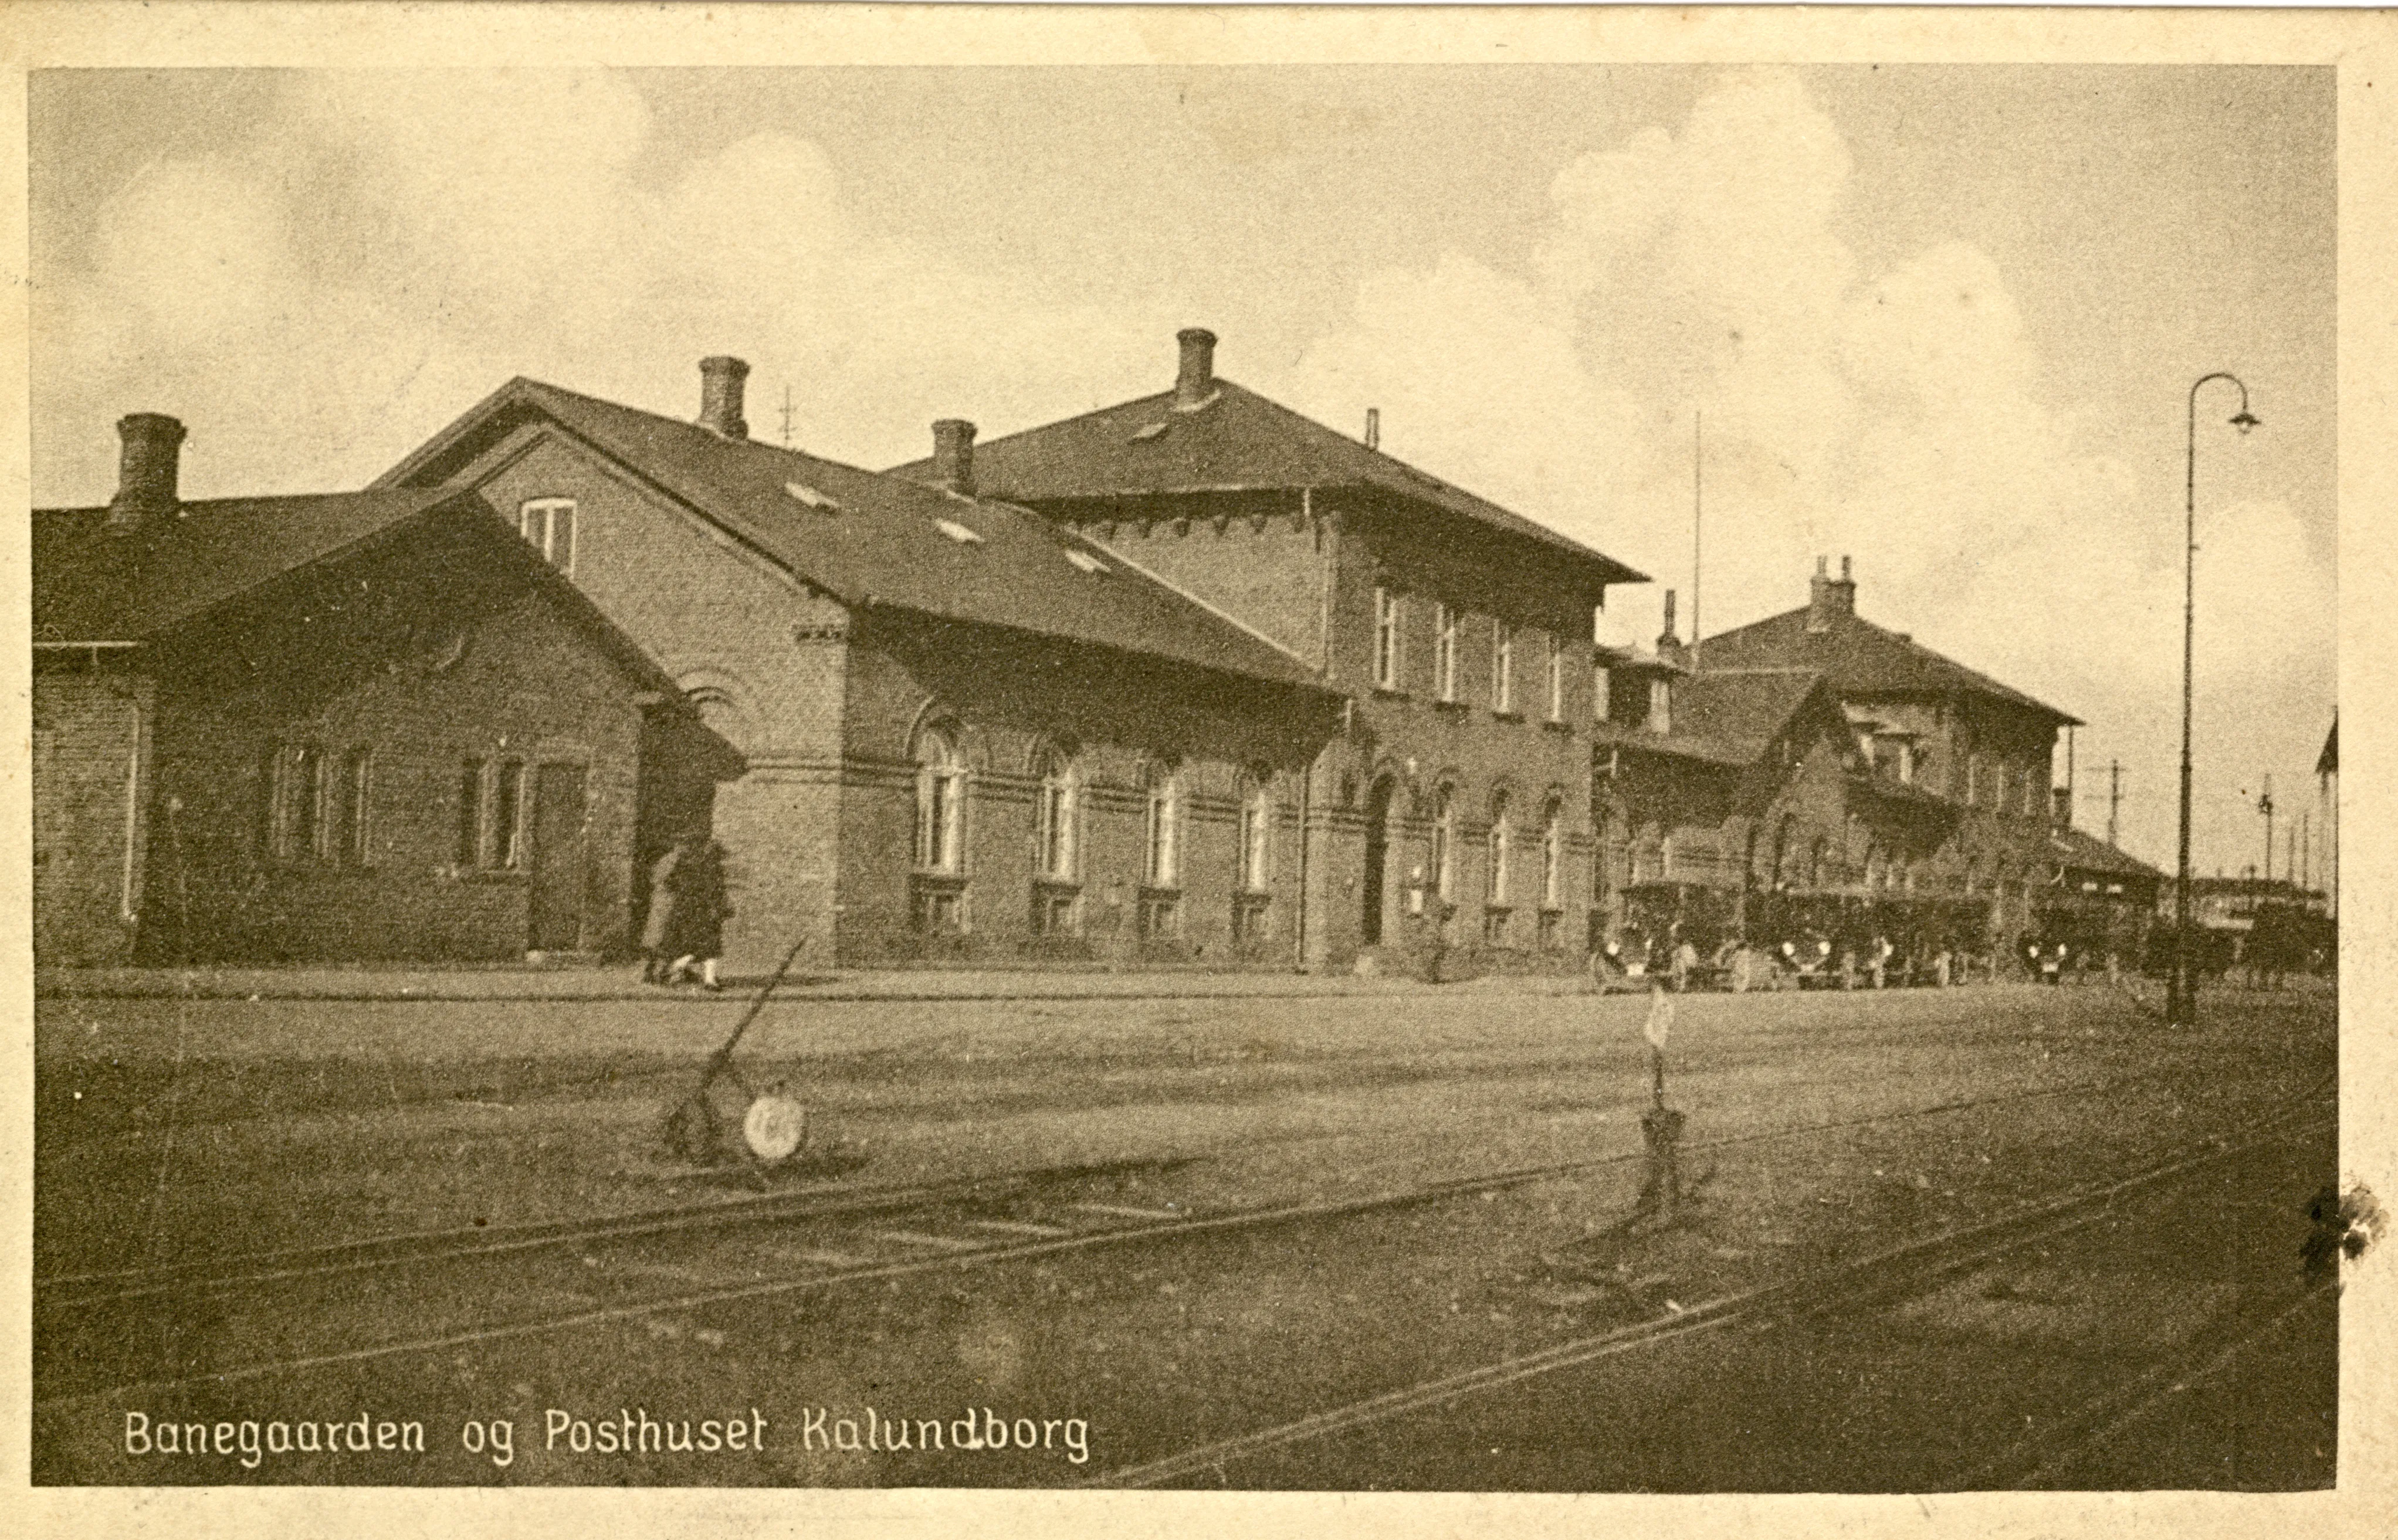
[456,761,483,865]
[494,761,524,869]
[344,750,374,865]
[290,748,323,860]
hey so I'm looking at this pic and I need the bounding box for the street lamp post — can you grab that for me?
[2170,372,2261,1029]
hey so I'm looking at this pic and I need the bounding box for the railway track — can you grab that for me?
[36,1059,2248,1312]
[1088,1108,2335,1488]
[33,1068,2325,1417]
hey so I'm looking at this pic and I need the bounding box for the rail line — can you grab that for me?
[33,1073,2328,1415]
[1086,1108,2335,1488]
[37,1059,2250,1312]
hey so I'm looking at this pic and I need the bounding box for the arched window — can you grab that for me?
[1143,761,1181,888]
[1433,783,1457,901]
[913,724,966,874]
[1238,771,1275,892]
[1540,798,1564,908]
[1032,742,1078,881]
[1487,793,1512,905]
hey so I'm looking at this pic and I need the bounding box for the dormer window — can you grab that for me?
[519,498,576,575]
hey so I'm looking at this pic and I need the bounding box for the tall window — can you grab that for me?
[455,759,485,866]
[1487,795,1512,904]
[493,761,526,869]
[1144,763,1181,887]
[288,748,325,860]
[1648,677,1672,735]
[1545,636,1566,721]
[914,726,966,873]
[1373,587,1402,690]
[1433,784,1457,901]
[1966,754,1983,807]
[1033,744,1078,881]
[1434,604,1459,701]
[518,498,577,575]
[1541,799,1563,908]
[1238,775,1274,891]
[340,749,374,866]
[1491,621,1514,713]
[1594,664,1612,723]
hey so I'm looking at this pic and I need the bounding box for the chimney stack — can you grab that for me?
[697,356,750,440]
[1807,553,1858,631]
[930,419,977,497]
[1365,407,1381,450]
[106,413,187,535]
[1174,328,1217,410]
[1657,589,1687,667]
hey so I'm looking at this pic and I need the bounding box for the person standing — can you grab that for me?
[663,830,733,991]
[639,837,686,985]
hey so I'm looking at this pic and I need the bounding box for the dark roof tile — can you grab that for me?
[1696,606,2081,725]
[890,381,1645,586]
[382,379,1330,694]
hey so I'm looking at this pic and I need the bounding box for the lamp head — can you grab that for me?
[2231,410,2261,435]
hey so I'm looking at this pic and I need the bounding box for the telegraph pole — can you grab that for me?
[2108,760,2122,848]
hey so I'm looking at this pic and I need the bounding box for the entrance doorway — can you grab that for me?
[528,762,587,953]
[1361,775,1395,945]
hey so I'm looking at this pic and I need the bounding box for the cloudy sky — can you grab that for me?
[31,65,2335,880]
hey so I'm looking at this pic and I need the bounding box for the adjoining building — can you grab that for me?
[1694,556,2084,954]
[2033,788,2166,966]
[375,358,1346,973]
[33,415,730,965]
[892,328,1647,972]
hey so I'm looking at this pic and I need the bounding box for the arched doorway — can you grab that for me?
[1361,775,1396,945]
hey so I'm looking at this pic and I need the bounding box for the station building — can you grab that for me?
[894,328,1647,973]
[372,359,1346,974]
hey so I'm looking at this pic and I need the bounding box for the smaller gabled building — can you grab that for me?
[34,415,727,965]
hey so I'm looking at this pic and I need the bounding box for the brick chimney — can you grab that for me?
[930,419,977,497]
[696,356,750,440]
[1174,327,1218,410]
[1657,588,1688,667]
[1807,554,1857,632]
[106,413,187,535]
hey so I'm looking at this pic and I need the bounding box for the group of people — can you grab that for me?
[641,830,731,989]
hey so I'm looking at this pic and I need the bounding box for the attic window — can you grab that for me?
[1063,549,1109,575]
[934,517,984,545]
[1130,422,1170,442]
[784,481,841,513]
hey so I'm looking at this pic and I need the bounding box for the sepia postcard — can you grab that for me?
[8,4,2395,1538]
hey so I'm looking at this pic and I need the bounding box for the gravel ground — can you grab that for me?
[35,981,2334,1283]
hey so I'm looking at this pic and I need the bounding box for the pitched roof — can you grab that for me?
[1695,605,2081,725]
[378,379,1332,695]
[888,380,1645,586]
[32,489,692,702]
[35,488,473,644]
[2048,825,2166,880]
[1593,667,1840,768]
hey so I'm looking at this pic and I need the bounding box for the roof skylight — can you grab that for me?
[784,481,841,513]
[1064,549,1109,575]
[1130,422,1169,442]
[934,518,984,545]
